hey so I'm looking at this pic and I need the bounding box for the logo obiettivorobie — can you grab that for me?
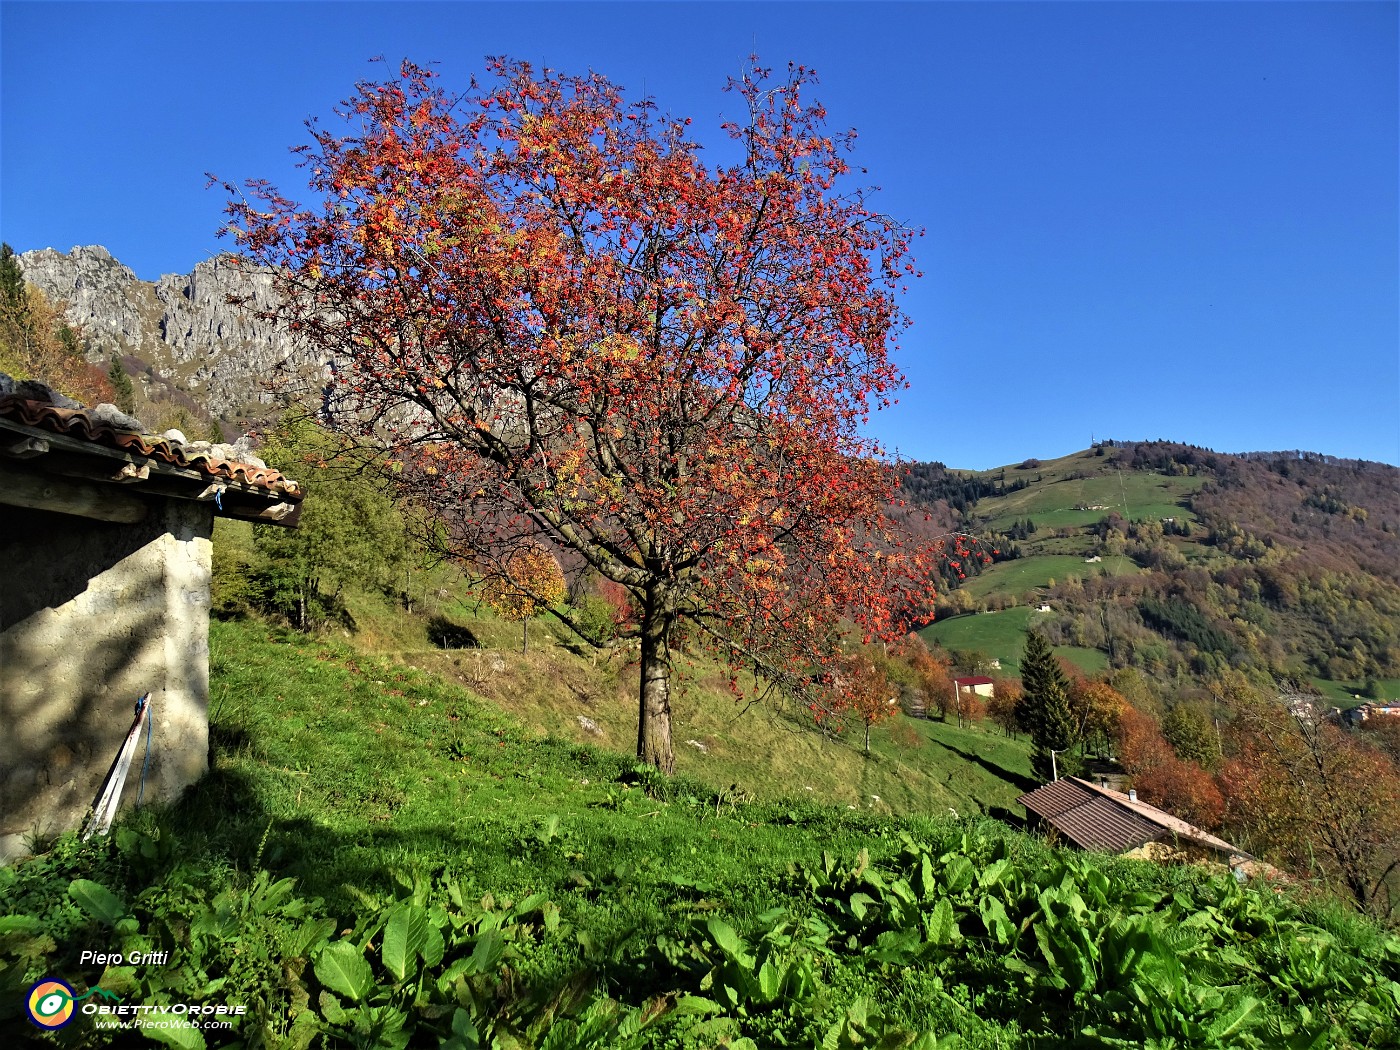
[26,978,78,1029]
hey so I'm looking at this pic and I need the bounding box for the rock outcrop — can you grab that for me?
[17,245,327,421]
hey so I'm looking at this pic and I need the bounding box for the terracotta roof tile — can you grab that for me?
[0,396,301,498]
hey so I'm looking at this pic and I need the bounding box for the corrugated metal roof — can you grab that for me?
[1017,777,1166,853]
[1104,782,1244,856]
[0,396,301,498]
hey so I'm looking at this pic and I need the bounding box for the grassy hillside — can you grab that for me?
[975,451,1206,532]
[5,619,1397,1048]
[339,588,1035,819]
[958,554,1139,600]
[1310,677,1400,708]
[918,609,1105,676]
[907,442,1400,700]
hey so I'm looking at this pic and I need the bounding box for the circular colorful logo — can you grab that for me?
[26,978,78,1029]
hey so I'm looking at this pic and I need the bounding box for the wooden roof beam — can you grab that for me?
[0,462,148,524]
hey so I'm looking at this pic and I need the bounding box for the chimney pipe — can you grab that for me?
[1128,789,1137,802]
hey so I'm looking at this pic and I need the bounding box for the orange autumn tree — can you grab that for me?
[987,679,1024,738]
[892,633,952,721]
[1219,689,1400,919]
[839,650,898,754]
[1116,704,1223,830]
[480,545,567,653]
[222,58,939,773]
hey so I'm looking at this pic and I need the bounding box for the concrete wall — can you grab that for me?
[0,499,213,861]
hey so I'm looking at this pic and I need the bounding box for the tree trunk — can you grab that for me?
[636,588,675,774]
[521,618,528,654]
[864,721,871,754]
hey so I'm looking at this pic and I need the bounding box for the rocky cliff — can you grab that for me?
[18,245,327,421]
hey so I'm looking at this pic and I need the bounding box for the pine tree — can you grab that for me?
[107,353,137,413]
[1019,630,1078,781]
[0,243,26,314]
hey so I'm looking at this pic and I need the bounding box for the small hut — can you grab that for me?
[0,378,302,860]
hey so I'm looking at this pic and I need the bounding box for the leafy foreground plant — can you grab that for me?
[4,820,1398,1049]
[760,831,1400,1048]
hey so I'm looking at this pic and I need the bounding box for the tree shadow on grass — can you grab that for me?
[930,738,1041,796]
[428,616,481,650]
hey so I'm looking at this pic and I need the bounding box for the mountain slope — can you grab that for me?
[907,442,1400,694]
[18,244,323,425]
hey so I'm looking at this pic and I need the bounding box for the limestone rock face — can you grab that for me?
[18,246,159,356]
[17,245,327,420]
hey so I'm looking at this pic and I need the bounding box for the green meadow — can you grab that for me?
[960,554,1140,601]
[919,609,1108,677]
[4,618,1394,1048]
[1309,677,1400,708]
[968,452,1206,533]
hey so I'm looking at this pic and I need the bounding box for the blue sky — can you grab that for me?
[2,2,1396,468]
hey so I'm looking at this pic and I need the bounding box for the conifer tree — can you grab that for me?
[0,243,26,315]
[1019,630,1078,781]
[107,353,137,414]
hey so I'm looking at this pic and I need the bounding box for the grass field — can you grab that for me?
[1310,677,1400,708]
[203,619,948,910]
[961,554,1140,600]
[918,608,1109,677]
[338,589,1031,819]
[966,453,1206,533]
[920,607,1036,662]
[1057,645,1111,674]
[6,616,1396,1048]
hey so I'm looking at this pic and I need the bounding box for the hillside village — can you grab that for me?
[3,244,1399,1045]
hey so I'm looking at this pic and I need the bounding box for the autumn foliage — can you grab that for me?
[837,650,898,753]
[892,634,953,720]
[1115,704,1223,829]
[0,244,114,407]
[222,58,939,772]
[987,680,1024,738]
[1068,680,1127,750]
[480,545,567,653]
[1218,693,1400,920]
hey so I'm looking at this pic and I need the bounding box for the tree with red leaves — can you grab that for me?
[221,58,940,773]
[1116,703,1224,831]
[839,650,898,754]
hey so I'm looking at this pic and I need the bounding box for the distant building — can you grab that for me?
[1017,777,1278,880]
[953,675,995,699]
[1284,695,1318,725]
[1342,703,1400,727]
[1084,556,1102,563]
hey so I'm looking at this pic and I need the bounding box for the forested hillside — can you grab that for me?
[905,442,1400,694]
[905,443,1400,921]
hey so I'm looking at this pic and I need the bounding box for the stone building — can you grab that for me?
[0,382,302,861]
